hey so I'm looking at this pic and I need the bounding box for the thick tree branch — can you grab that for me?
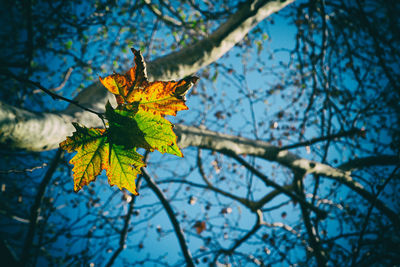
[339,155,399,171]
[1,101,398,225]
[146,0,295,80]
[176,125,351,180]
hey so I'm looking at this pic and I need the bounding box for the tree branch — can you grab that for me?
[197,148,253,208]
[20,148,64,266]
[339,155,399,171]
[1,100,398,225]
[141,168,195,267]
[351,166,399,266]
[280,128,363,150]
[293,171,327,267]
[144,0,183,28]
[105,179,141,267]
[228,152,327,219]
[215,209,264,264]
[2,69,103,117]
[146,0,295,80]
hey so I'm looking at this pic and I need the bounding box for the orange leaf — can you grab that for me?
[100,48,198,116]
[99,48,149,105]
[193,221,206,234]
[126,77,199,117]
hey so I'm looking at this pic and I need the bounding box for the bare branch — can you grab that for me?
[143,0,183,28]
[351,166,399,266]
[105,178,141,267]
[197,149,253,208]
[339,155,399,171]
[20,148,64,266]
[33,67,73,94]
[141,168,195,267]
[228,153,327,219]
[215,210,264,263]
[280,128,363,150]
[175,125,351,181]
[294,171,327,267]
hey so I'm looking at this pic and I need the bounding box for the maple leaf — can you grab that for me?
[105,103,182,157]
[60,48,198,195]
[99,48,199,116]
[99,48,149,106]
[107,144,144,195]
[60,122,144,194]
[60,123,108,192]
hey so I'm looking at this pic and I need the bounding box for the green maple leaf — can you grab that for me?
[60,123,145,195]
[107,143,144,195]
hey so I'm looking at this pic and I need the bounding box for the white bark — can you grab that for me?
[146,0,295,80]
[175,124,352,180]
[0,100,380,182]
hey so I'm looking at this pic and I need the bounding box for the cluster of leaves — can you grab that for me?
[60,48,198,195]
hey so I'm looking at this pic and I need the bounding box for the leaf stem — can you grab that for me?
[2,69,104,119]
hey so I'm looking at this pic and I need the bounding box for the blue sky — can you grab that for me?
[2,1,397,266]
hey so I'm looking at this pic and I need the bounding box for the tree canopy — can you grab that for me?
[0,0,399,266]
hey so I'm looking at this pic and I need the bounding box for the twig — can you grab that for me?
[33,67,73,93]
[144,0,182,28]
[0,163,47,174]
[351,166,399,266]
[141,168,195,267]
[280,128,362,150]
[214,210,263,264]
[197,149,252,208]
[225,152,327,219]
